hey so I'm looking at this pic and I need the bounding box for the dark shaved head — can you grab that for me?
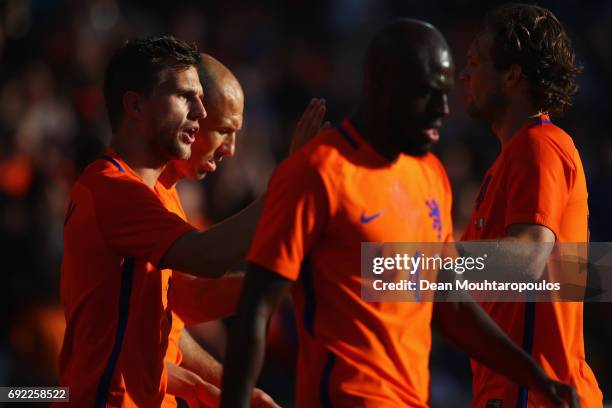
[364,19,451,83]
[356,19,454,158]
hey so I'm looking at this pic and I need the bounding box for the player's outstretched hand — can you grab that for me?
[289,98,329,154]
[535,376,580,408]
[251,388,281,408]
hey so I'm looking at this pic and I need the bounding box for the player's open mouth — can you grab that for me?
[202,158,217,172]
[181,126,199,144]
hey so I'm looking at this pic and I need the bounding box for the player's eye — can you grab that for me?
[179,91,196,101]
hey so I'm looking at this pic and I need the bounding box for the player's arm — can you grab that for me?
[459,223,556,282]
[433,299,579,408]
[179,329,280,408]
[467,134,571,281]
[502,223,556,280]
[499,223,556,280]
[96,177,258,279]
[159,198,264,278]
[220,263,293,408]
[179,329,223,386]
[219,139,326,408]
[172,272,244,324]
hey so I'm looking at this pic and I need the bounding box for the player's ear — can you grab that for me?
[123,91,146,121]
[505,64,522,87]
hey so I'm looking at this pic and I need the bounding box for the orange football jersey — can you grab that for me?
[248,119,453,407]
[58,150,195,407]
[462,116,602,408]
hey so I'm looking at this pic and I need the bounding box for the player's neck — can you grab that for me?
[351,112,400,162]
[110,126,166,188]
[492,100,541,147]
[158,164,180,189]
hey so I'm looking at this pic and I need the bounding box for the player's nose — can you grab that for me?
[191,97,207,121]
[218,133,236,158]
[432,93,450,118]
[441,93,450,117]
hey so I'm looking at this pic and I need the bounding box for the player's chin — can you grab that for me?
[173,142,192,161]
[400,135,436,157]
[403,143,434,157]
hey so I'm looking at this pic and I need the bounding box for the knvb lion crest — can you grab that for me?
[425,199,442,240]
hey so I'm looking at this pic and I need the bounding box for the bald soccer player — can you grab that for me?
[460,4,602,407]
[59,36,322,407]
[221,20,577,408]
[160,54,326,407]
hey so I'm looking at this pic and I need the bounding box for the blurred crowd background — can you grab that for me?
[0,0,610,406]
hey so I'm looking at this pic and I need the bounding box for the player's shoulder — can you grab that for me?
[526,120,574,145]
[280,126,354,176]
[72,157,156,204]
[414,152,451,184]
[77,156,130,184]
[419,151,447,173]
[515,121,579,165]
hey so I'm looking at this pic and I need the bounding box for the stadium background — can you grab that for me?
[0,0,609,406]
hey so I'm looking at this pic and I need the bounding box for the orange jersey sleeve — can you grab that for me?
[93,176,194,267]
[502,125,575,238]
[247,153,330,281]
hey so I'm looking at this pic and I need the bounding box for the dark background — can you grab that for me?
[0,0,609,406]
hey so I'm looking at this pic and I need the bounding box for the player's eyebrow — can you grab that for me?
[177,87,200,97]
[228,115,242,130]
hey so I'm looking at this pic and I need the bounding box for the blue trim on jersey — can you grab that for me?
[94,257,135,408]
[516,302,536,408]
[319,352,336,408]
[526,119,553,130]
[301,256,316,336]
[335,123,359,149]
[102,155,126,173]
[475,175,492,211]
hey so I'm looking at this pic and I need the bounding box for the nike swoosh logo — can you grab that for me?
[360,211,384,223]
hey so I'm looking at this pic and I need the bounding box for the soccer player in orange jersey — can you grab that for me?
[460,4,603,407]
[220,20,577,408]
[59,37,316,407]
[159,54,326,408]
